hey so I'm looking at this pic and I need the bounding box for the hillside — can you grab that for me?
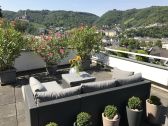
[96,6,168,28]
[2,10,99,28]
[3,6,168,29]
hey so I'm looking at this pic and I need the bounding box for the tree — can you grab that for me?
[140,41,147,48]
[154,40,162,48]
[14,20,29,33]
[127,39,140,50]
[147,41,153,47]
[0,6,2,18]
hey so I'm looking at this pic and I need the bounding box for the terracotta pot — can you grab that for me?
[102,113,120,126]
[146,99,161,124]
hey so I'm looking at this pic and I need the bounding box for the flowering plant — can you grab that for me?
[29,32,68,65]
[69,26,103,60]
[0,18,25,71]
[69,56,81,71]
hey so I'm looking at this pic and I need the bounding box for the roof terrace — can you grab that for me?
[0,49,168,126]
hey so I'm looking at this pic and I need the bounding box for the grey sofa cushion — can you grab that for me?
[112,67,134,80]
[29,77,46,94]
[117,73,143,86]
[81,80,117,93]
[42,81,63,92]
[35,86,81,102]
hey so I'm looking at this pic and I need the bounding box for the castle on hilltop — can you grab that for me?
[16,10,29,22]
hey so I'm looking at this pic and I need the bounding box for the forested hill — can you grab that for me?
[2,10,99,28]
[96,6,168,28]
[3,6,168,29]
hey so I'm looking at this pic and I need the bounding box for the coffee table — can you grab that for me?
[62,71,96,87]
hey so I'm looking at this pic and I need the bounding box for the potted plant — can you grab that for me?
[46,122,58,126]
[126,96,143,126]
[146,95,162,124]
[29,32,68,75]
[69,55,81,74]
[0,19,25,84]
[69,26,103,70]
[102,105,120,126]
[74,112,92,126]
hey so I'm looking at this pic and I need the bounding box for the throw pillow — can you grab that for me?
[117,73,143,86]
[112,67,134,80]
[29,77,46,95]
[82,80,117,93]
[35,85,81,102]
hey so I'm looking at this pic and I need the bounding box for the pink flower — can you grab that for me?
[59,48,64,54]
[55,32,62,38]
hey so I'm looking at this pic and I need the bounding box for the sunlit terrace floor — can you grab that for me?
[0,65,167,126]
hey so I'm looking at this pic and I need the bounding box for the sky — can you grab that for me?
[1,0,168,16]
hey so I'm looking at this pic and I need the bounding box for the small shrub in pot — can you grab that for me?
[46,122,58,126]
[148,95,161,105]
[128,96,142,111]
[126,96,143,126]
[102,105,120,126]
[75,112,92,126]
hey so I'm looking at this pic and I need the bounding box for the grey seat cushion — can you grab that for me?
[35,86,81,102]
[42,81,63,92]
[29,77,46,94]
[117,73,143,86]
[112,67,134,80]
[82,80,117,93]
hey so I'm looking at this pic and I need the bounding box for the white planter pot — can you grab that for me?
[146,100,161,125]
[102,113,120,126]
[165,116,168,126]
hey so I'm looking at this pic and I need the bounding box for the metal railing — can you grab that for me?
[104,47,168,61]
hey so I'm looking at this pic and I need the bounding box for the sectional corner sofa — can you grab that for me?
[22,70,151,126]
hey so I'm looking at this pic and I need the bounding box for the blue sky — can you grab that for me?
[1,0,168,16]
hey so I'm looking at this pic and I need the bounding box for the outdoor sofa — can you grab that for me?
[22,68,151,126]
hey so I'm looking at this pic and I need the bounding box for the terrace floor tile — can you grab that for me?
[0,116,17,126]
[0,85,14,96]
[0,103,16,118]
[15,86,24,102]
[17,114,27,126]
[16,101,25,116]
[0,94,15,105]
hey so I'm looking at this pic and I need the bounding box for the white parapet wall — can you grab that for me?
[93,52,168,86]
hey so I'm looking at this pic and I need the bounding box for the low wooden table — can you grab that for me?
[62,71,96,87]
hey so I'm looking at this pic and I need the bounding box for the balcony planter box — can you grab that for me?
[0,68,16,84]
[126,106,143,126]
